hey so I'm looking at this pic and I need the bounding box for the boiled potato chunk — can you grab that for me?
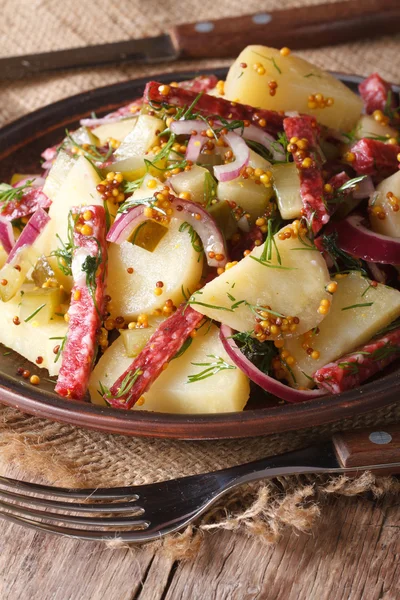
[224,46,362,131]
[169,166,210,203]
[41,156,104,291]
[354,115,398,141]
[92,118,138,146]
[191,225,331,336]
[0,244,7,268]
[369,170,400,237]
[217,177,273,223]
[114,115,165,160]
[106,217,203,320]
[89,324,250,413]
[271,162,303,220]
[42,150,76,202]
[248,149,272,171]
[0,287,67,376]
[285,271,400,388]
[20,287,64,326]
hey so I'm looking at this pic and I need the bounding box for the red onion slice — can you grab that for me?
[328,213,400,264]
[0,217,14,254]
[186,134,207,163]
[220,324,326,403]
[170,120,208,136]
[214,132,250,182]
[7,208,50,264]
[107,196,227,267]
[243,124,286,162]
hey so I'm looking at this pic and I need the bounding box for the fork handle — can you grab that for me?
[332,424,400,471]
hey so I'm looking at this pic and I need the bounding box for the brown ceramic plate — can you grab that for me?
[0,69,399,440]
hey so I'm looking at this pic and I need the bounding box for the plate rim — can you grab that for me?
[1,67,399,440]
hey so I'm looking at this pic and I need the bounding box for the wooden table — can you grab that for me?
[0,467,399,600]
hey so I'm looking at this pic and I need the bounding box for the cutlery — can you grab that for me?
[1,0,399,80]
[0,424,399,542]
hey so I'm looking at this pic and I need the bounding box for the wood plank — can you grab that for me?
[0,463,399,600]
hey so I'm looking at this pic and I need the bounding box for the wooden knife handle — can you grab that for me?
[333,424,400,473]
[169,0,400,59]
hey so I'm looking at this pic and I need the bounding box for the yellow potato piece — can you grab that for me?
[224,46,362,131]
[369,170,400,237]
[0,287,67,377]
[89,324,250,413]
[106,217,204,320]
[190,225,330,336]
[285,272,400,388]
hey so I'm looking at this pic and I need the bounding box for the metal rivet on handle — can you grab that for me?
[252,13,272,25]
[369,431,392,445]
[194,22,215,33]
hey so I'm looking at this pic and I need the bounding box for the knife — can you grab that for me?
[1,0,400,80]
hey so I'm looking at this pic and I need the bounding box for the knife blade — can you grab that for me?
[1,0,400,80]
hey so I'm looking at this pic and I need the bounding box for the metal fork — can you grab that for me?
[0,437,399,543]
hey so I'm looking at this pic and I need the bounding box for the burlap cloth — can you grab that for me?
[1,0,400,555]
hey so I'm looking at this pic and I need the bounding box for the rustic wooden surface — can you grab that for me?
[0,464,399,600]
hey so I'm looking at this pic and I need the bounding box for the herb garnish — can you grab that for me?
[173,337,193,360]
[81,242,104,312]
[251,51,282,74]
[50,211,77,276]
[179,222,203,260]
[64,130,113,163]
[24,303,46,323]
[232,331,277,375]
[320,232,368,276]
[341,302,374,311]
[203,171,218,208]
[187,354,236,383]
[99,367,142,399]
[0,179,35,211]
[49,335,67,363]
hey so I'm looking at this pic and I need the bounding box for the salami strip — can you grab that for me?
[350,138,400,179]
[358,73,395,115]
[144,81,285,135]
[178,75,219,93]
[105,305,204,409]
[314,327,400,394]
[55,205,107,400]
[283,115,329,234]
[1,180,51,221]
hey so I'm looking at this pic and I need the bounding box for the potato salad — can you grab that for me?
[2,45,400,414]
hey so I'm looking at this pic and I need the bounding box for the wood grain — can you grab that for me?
[170,0,400,59]
[0,462,399,599]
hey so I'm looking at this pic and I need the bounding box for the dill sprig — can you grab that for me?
[0,179,35,210]
[232,331,277,375]
[327,175,367,205]
[203,171,217,208]
[49,335,67,363]
[99,367,142,399]
[81,242,103,311]
[24,303,46,323]
[50,211,77,276]
[341,302,374,311]
[179,222,203,260]
[320,232,369,276]
[187,354,236,383]
[64,130,113,163]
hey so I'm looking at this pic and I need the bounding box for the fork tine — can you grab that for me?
[0,499,149,528]
[0,511,159,542]
[0,475,139,500]
[0,487,144,514]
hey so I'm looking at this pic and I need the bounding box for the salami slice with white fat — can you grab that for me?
[55,205,107,400]
[144,81,285,135]
[105,305,204,409]
[314,327,400,394]
[283,115,329,235]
